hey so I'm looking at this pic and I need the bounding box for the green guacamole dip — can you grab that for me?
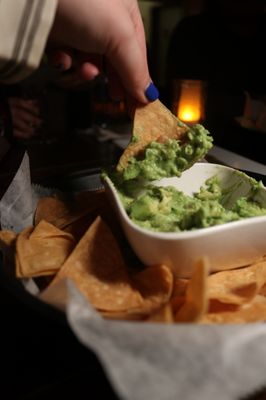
[119,176,266,232]
[121,124,213,181]
[107,122,266,233]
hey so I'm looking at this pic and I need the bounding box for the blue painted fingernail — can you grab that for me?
[145,82,159,101]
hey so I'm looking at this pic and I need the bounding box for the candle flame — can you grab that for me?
[178,106,201,123]
[176,80,204,123]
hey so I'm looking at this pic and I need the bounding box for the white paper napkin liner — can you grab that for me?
[65,281,266,400]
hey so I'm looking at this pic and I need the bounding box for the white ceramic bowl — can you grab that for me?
[103,163,266,277]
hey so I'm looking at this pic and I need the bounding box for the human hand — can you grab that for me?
[53,64,89,90]
[8,97,43,139]
[48,0,159,104]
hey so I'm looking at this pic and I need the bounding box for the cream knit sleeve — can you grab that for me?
[0,0,58,83]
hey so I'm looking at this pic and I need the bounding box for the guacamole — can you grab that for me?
[107,122,266,233]
[120,176,266,232]
[121,124,213,181]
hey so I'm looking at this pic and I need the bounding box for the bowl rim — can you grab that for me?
[103,162,266,240]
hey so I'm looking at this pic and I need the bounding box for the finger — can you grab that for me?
[78,62,101,81]
[106,22,158,103]
[124,0,147,56]
[46,48,74,71]
[77,53,102,80]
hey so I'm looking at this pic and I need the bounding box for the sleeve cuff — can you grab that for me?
[0,0,58,83]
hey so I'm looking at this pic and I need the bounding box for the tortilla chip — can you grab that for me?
[100,309,148,321]
[147,304,174,323]
[207,260,266,305]
[101,264,174,320]
[117,100,187,171]
[0,230,17,248]
[16,220,75,278]
[207,299,239,314]
[170,278,188,314]
[175,257,209,322]
[63,193,122,242]
[34,191,106,230]
[172,278,189,298]
[62,214,98,242]
[34,191,121,244]
[51,216,143,312]
[132,264,174,311]
[34,196,72,227]
[259,283,266,296]
[201,295,266,323]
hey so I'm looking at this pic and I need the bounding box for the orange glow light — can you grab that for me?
[177,80,204,123]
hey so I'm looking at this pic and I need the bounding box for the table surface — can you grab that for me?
[1,128,266,400]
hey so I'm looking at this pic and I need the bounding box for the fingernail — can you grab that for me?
[145,82,159,101]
